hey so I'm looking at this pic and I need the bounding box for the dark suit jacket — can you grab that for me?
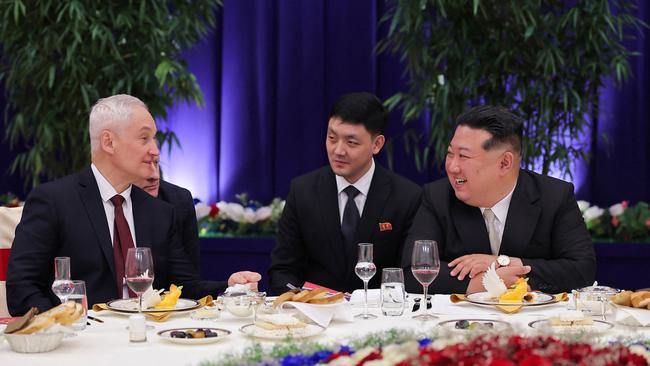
[7,167,226,316]
[158,180,200,272]
[403,170,596,294]
[268,164,422,295]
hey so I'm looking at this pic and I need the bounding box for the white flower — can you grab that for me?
[242,208,257,223]
[437,74,445,85]
[217,202,245,221]
[482,262,507,298]
[577,200,590,212]
[255,206,272,221]
[609,203,625,217]
[194,202,210,221]
[583,206,605,221]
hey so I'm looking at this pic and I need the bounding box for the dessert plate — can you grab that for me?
[106,298,201,314]
[438,318,511,332]
[157,327,231,344]
[528,319,614,333]
[465,292,556,307]
[239,323,325,340]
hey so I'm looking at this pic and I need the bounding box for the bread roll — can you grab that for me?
[308,292,344,304]
[272,291,296,307]
[611,291,633,307]
[631,291,650,308]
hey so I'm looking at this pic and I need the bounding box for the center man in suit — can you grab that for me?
[403,105,596,295]
[268,92,422,295]
[7,94,259,315]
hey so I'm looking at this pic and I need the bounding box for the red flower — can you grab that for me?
[645,217,650,228]
[357,350,382,366]
[209,203,219,218]
[622,200,629,208]
[611,216,619,227]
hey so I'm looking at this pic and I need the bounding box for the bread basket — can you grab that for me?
[4,332,64,353]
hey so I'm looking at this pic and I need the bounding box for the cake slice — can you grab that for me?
[254,314,307,330]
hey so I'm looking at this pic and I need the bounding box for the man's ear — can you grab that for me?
[372,134,385,155]
[100,130,115,155]
[500,151,514,173]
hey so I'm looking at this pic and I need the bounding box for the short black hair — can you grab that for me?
[328,92,387,136]
[456,105,523,154]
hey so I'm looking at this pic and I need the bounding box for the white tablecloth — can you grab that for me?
[2,294,649,366]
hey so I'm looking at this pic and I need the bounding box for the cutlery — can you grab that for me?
[88,316,104,323]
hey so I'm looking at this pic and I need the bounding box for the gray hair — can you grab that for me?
[89,94,148,152]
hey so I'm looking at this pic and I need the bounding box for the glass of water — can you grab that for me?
[51,257,74,304]
[354,243,377,319]
[381,268,405,316]
[69,280,88,331]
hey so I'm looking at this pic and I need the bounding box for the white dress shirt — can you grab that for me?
[479,182,517,251]
[335,159,375,224]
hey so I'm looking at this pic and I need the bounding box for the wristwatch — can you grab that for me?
[497,255,511,267]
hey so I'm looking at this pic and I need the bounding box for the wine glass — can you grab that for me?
[411,240,440,321]
[51,256,74,304]
[354,243,377,319]
[125,247,155,314]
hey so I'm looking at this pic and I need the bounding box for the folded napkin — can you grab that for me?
[349,289,381,306]
[93,296,213,322]
[614,306,650,327]
[450,293,568,314]
[280,301,353,328]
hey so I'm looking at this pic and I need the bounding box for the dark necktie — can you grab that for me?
[110,195,135,298]
[341,185,361,247]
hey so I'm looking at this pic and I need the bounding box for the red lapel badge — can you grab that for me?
[379,222,393,231]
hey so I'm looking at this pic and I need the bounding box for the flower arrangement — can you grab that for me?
[579,200,650,242]
[195,193,285,237]
[0,192,21,207]
[202,328,650,366]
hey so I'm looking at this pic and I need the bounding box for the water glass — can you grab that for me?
[354,243,377,319]
[52,257,74,303]
[381,268,405,316]
[69,280,88,331]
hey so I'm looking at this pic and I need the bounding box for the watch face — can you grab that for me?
[498,255,510,266]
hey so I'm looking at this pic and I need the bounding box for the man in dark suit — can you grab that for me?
[7,94,259,315]
[403,106,596,294]
[135,164,201,271]
[268,92,422,295]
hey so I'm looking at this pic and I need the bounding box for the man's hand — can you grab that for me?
[448,254,497,280]
[466,265,531,294]
[227,271,262,291]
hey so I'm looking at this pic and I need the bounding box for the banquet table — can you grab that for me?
[2,294,649,366]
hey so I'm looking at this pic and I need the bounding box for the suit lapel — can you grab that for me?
[317,168,347,278]
[131,187,151,248]
[76,167,115,278]
[450,198,492,255]
[500,172,541,257]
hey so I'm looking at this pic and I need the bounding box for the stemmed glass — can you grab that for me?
[354,243,377,319]
[125,247,155,314]
[51,257,74,304]
[411,240,440,321]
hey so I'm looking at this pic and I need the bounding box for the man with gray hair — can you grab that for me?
[7,94,259,315]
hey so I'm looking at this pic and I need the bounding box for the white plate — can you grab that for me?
[239,323,325,340]
[438,318,512,332]
[280,301,346,309]
[157,327,231,344]
[465,292,556,306]
[528,319,614,333]
[106,298,201,314]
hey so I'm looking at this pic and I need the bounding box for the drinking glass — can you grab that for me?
[411,240,440,321]
[51,257,74,304]
[125,247,155,314]
[69,280,88,331]
[354,243,377,319]
[381,268,405,316]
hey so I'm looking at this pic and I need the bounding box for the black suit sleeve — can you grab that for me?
[522,184,596,293]
[402,189,470,295]
[268,183,308,295]
[177,189,200,272]
[7,187,59,315]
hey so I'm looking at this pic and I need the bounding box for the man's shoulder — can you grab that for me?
[422,176,453,195]
[519,169,574,198]
[28,169,89,198]
[290,166,332,188]
[159,180,193,202]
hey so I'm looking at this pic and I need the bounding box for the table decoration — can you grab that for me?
[450,292,567,314]
[201,327,650,366]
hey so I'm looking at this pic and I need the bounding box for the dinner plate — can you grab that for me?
[157,327,231,344]
[239,323,325,340]
[528,319,614,333]
[280,301,346,309]
[465,292,556,307]
[438,318,512,332]
[106,298,201,314]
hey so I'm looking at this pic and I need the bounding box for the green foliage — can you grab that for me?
[0,0,221,187]
[379,0,646,176]
[616,202,650,241]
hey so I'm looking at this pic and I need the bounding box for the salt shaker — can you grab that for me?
[129,314,147,342]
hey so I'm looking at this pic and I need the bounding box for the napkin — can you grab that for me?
[93,295,213,322]
[349,289,381,306]
[280,301,353,328]
[614,306,650,327]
